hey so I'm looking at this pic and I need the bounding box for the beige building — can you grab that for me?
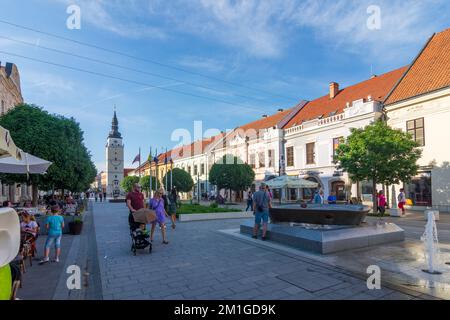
[0,62,23,115]
[0,61,25,203]
[385,28,450,211]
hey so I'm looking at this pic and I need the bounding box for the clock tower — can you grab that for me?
[105,110,124,198]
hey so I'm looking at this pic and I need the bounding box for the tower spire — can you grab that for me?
[108,107,122,139]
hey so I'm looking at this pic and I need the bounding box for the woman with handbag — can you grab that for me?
[149,190,169,244]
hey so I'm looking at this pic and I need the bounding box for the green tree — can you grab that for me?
[139,175,159,193]
[334,120,422,211]
[0,104,96,204]
[209,155,255,201]
[162,168,194,193]
[120,176,140,193]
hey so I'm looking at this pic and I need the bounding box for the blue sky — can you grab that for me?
[0,0,449,172]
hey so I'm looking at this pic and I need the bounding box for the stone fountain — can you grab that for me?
[240,203,405,254]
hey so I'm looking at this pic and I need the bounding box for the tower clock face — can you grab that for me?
[110,160,122,166]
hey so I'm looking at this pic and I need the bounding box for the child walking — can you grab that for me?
[40,205,65,264]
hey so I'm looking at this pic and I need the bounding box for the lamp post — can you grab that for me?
[197,172,200,203]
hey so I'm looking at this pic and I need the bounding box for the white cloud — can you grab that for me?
[288,0,447,62]
[51,0,449,62]
[22,71,74,98]
[177,56,225,73]
[54,0,166,39]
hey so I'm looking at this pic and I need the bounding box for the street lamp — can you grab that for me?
[197,172,200,203]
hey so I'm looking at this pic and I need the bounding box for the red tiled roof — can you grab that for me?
[385,28,450,105]
[169,135,222,160]
[283,66,408,128]
[239,108,293,131]
[123,168,134,177]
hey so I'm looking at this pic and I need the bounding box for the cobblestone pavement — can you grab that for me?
[93,202,431,300]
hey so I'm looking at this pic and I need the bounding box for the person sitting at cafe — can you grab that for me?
[327,192,337,204]
[20,212,39,257]
[2,200,12,208]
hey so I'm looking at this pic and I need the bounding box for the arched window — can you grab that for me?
[331,181,346,201]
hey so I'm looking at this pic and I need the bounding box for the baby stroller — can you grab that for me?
[128,213,152,255]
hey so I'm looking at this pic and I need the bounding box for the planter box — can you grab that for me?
[69,221,83,235]
[109,199,126,203]
[178,211,252,222]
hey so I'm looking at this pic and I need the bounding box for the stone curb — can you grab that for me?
[178,211,253,222]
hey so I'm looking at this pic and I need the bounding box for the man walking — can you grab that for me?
[126,183,145,225]
[252,183,272,241]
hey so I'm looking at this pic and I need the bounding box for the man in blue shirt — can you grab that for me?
[252,183,272,241]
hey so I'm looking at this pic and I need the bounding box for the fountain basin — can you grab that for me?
[240,220,405,254]
[269,204,370,226]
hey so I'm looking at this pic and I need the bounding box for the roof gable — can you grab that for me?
[283,66,407,129]
[385,28,450,105]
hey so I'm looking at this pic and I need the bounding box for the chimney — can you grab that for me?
[277,108,284,112]
[329,82,339,99]
[262,114,268,118]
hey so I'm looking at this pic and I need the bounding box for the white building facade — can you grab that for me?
[385,28,450,211]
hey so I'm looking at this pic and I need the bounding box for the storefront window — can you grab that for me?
[302,177,319,200]
[361,180,373,202]
[405,172,432,206]
[331,181,346,201]
[288,188,297,201]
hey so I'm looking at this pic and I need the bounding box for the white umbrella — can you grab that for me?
[265,175,319,189]
[0,152,51,174]
[0,126,22,161]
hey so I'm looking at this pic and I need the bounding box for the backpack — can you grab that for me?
[256,192,267,212]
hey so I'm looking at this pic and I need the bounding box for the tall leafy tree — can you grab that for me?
[0,104,96,204]
[334,120,421,211]
[162,168,194,193]
[120,176,140,193]
[209,155,255,201]
[139,175,159,193]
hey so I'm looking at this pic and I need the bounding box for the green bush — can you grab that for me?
[73,218,83,224]
[209,202,218,209]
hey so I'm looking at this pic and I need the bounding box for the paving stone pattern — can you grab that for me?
[93,202,420,300]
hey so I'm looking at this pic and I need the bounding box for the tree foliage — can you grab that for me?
[0,104,97,193]
[162,168,194,193]
[209,155,255,195]
[120,176,140,193]
[139,175,160,192]
[334,120,422,210]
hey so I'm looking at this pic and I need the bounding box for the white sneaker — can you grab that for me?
[53,258,60,263]
[39,257,49,264]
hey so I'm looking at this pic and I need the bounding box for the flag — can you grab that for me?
[153,148,159,164]
[148,147,152,162]
[132,153,141,164]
